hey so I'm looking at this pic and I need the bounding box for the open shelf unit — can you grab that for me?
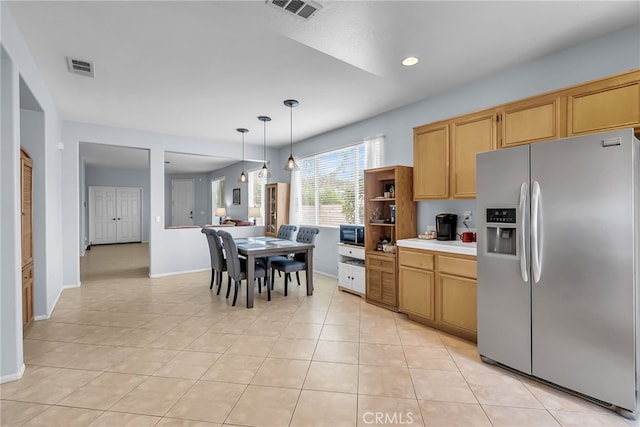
[364,166,416,311]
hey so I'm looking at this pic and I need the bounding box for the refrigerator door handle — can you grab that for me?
[519,182,528,283]
[531,180,542,283]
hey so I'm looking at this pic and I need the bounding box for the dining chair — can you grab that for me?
[267,224,298,283]
[270,227,319,296]
[217,230,269,306]
[201,227,231,296]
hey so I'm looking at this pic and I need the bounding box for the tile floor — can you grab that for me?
[1,243,638,427]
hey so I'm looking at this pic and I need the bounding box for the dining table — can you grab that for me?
[234,236,315,308]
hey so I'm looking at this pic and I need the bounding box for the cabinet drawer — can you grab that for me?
[367,255,395,271]
[438,255,477,279]
[338,245,365,259]
[399,248,434,270]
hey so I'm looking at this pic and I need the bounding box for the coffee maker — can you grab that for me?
[436,213,457,241]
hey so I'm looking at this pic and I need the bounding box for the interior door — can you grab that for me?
[89,186,117,244]
[21,148,34,331]
[116,188,142,243]
[476,144,531,374]
[171,179,194,226]
[530,130,636,410]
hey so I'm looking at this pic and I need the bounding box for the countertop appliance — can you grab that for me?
[436,213,457,240]
[339,224,364,247]
[476,129,639,419]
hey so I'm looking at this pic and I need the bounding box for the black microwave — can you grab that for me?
[340,224,365,246]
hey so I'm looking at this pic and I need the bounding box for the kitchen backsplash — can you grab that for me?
[417,199,477,235]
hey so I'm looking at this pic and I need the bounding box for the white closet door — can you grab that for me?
[116,188,142,243]
[89,186,117,245]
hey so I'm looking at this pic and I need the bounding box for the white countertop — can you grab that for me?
[397,238,477,256]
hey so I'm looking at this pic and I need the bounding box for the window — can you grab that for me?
[211,177,225,218]
[296,138,381,226]
[248,168,266,225]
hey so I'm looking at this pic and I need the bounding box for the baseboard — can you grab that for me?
[315,270,338,280]
[149,267,209,278]
[34,282,81,321]
[0,363,25,384]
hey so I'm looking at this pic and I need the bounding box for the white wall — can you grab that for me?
[1,2,64,382]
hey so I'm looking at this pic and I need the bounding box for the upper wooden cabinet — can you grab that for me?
[567,71,640,136]
[413,122,449,200]
[450,110,497,198]
[414,110,497,200]
[413,69,640,200]
[499,94,566,148]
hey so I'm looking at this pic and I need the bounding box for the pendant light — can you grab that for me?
[258,116,272,178]
[283,99,300,171]
[237,128,248,183]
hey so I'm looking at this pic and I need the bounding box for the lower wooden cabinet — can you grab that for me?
[366,253,397,310]
[439,273,477,334]
[399,266,435,320]
[398,246,477,342]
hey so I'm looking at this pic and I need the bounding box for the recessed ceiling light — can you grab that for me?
[401,56,420,67]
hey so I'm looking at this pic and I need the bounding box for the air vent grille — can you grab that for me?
[66,56,94,78]
[267,0,321,20]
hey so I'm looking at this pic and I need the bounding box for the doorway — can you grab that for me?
[88,186,142,245]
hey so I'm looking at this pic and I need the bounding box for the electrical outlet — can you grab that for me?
[463,211,472,221]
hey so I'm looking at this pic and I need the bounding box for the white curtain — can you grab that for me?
[289,168,302,226]
[364,135,383,169]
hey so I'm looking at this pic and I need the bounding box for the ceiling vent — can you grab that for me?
[66,57,94,78]
[267,0,321,20]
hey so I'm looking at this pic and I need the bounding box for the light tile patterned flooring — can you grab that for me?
[1,243,638,427]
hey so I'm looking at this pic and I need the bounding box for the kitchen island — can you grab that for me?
[397,238,478,342]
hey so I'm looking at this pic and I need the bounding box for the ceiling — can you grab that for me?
[8,1,640,151]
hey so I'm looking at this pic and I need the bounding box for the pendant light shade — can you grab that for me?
[258,116,272,178]
[237,128,248,183]
[283,99,300,172]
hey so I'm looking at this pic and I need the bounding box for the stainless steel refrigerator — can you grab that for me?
[476,128,639,418]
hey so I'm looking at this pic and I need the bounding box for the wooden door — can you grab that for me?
[450,110,497,198]
[116,188,142,243]
[500,95,565,148]
[21,148,34,332]
[413,123,449,200]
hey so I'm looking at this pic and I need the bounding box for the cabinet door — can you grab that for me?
[568,74,640,136]
[500,95,564,148]
[351,266,366,294]
[338,263,351,288]
[451,111,497,198]
[439,273,477,333]
[413,123,449,200]
[265,184,277,237]
[366,255,396,307]
[399,266,434,320]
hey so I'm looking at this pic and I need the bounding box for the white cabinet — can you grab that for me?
[337,243,366,296]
